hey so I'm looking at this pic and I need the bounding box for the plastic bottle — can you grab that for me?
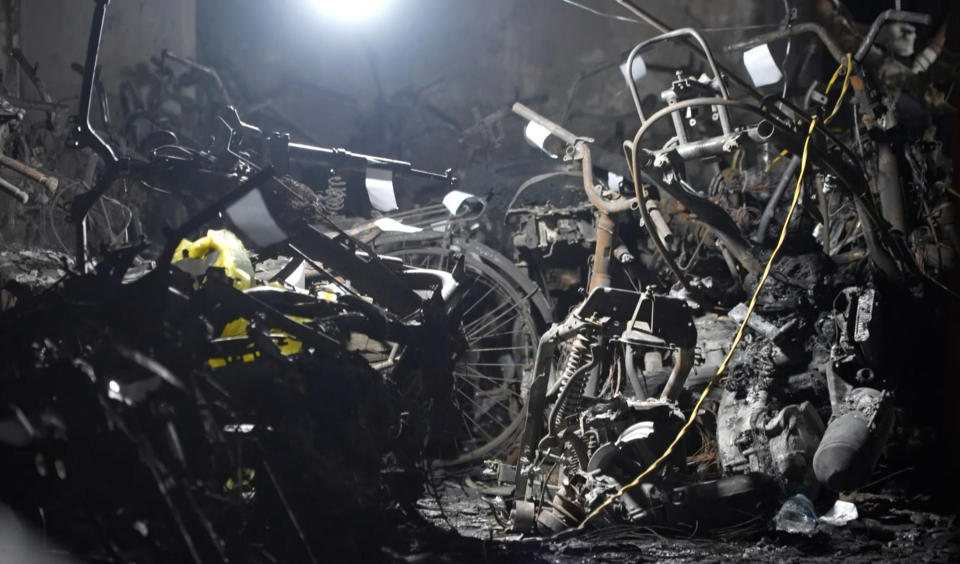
[775,493,817,534]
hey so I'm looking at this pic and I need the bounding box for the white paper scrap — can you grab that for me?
[442,190,477,215]
[225,189,287,248]
[374,217,422,233]
[819,500,858,526]
[607,171,624,193]
[743,44,783,87]
[365,168,398,212]
[619,55,647,83]
[284,261,306,290]
[524,120,552,149]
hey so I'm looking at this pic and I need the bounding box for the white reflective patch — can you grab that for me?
[284,261,306,290]
[442,190,476,214]
[619,55,647,83]
[366,168,397,212]
[607,172,623,193]
[373,217,422,233]
[225,189,287,248]
[743,44,783,87]
[820,500,858,526]
[524,120,552,149]
[403,267,458,301]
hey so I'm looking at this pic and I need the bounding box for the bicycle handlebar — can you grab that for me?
[511,102,580,146]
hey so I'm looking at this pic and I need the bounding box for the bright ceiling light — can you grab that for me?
[313,0,390,21]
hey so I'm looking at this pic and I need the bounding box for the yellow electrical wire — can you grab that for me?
[764,52,849,173]
[764,149,790,172]
[576,54,853,530]
[823,53,852,125]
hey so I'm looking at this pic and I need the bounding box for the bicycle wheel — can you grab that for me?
[382,242,543,464]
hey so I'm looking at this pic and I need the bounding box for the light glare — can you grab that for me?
[313,0,390,21]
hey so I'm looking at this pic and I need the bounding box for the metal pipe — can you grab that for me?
[669,108,688,144]
[511,102,579,146]
[287,142,453,182]
[644,198,674,248]
[616,0,835,133]
[590,213,617,291]
[628,96,900,276]
[736,4,931,66]
[0,176,29,204]
[0,155,57,192]
[820,182,831,256]
[876,143,906,234]
[623,27,732,133]
[725,22,845,64]
[10,49,53,104]
[831,249,866,265]
[854,199,901,279]
[161,49,233,106]
[854,9,932,63]
[635,177,694,291]
[581,145,635,292]
[659,347,694,401]
[676,178,763,272]
[580,145,636,215]
[666,122,773,161]
[69,0,116,165]
[755,156,801,243]
[623,346,646,400]
[719,244,741,280]
[514,319,581,500]
[615,0,763,102]
[754,117,900,277]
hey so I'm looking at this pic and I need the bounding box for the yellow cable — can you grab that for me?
[823,52,852,125]
[765,149,790,172]
[576,54,853,530]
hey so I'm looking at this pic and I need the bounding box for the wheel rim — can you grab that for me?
[384,246,538,463]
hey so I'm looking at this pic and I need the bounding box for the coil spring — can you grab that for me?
[549,333,594,435]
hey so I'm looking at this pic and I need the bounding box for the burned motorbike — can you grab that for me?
[500,3,952,536]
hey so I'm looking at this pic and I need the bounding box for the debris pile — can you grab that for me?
[0,2,469,561]
[495,2,960,545]
[0,0,957,561]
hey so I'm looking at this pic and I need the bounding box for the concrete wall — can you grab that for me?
[20,0,196,102]
[196,0,781,174]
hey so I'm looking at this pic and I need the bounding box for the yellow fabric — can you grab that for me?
[171,232,312,368]
[172,229,254,290]
[208,316,305,368]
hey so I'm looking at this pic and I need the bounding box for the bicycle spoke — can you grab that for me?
[454,389,497,441]
[454,370,524,401]
[468,329,530,343]
[381,247,539,460]
[465,304,518,339]
[461,284,497,318]
[463,298,514,334]
[457,365,524,396]
[466,312,519,342]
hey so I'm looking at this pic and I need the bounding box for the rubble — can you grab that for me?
[492,0,960,550]
[0,0,957,561]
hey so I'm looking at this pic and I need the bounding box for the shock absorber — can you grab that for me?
[548,333,597,435]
